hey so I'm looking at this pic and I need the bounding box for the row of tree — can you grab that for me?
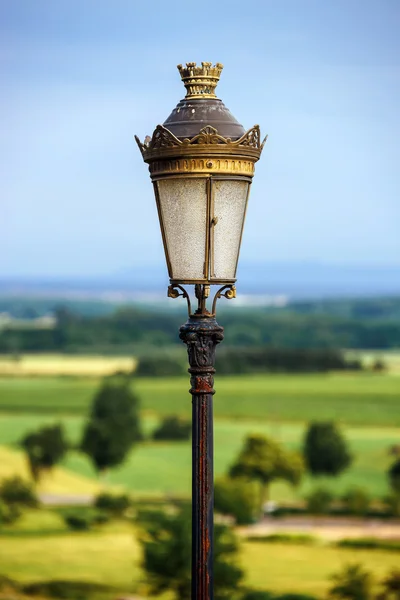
[2,303,400,353]
[136,347,363,377]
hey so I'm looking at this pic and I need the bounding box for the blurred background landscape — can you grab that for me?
[1,1,399,599]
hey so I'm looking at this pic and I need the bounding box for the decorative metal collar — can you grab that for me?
[135,125,267,161]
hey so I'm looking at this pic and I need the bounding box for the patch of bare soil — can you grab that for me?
[239,516,400,541]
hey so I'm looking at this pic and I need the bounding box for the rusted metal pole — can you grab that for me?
[180,314,224,600]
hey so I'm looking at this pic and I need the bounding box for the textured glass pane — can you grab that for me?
[157,178,207,280]
[212,180,249,279]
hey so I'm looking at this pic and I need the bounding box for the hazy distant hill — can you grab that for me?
[1,262,400,300]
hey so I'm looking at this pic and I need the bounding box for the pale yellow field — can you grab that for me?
[0,354,137,377]
[0,445,101,495]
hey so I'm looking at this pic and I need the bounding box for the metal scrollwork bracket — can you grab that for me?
[211,284,236,315]
[168,284,192,317]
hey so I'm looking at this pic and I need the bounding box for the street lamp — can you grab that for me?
[135,61,266,600]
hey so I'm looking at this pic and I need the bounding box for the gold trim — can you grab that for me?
[234,181,251,278]
[135,125,266,179]
[204,177,211,279]
[211,284,237,315]
[136,124,266,157]
[170,278,236,285]
[148,157,256,178]
[153,182,173,278]
[209,178,216,279]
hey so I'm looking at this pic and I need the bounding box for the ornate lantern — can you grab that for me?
[135,62,266,311]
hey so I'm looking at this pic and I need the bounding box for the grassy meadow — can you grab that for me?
[1,511,399,598]
[0,415,397,499]
[0,369,398,499]
[0,354,399,597]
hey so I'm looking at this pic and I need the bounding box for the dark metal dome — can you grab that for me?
[163,98,246,141]
[162,62,246,140]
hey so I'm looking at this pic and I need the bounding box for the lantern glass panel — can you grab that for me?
[157,177,207,281]
[211,179,249,280]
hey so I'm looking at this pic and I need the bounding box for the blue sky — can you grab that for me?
[1,0,399,277]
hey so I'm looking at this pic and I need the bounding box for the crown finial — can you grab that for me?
[177,62,224,99]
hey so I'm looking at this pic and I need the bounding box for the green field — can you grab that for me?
[0,373,399,498]
[0,372,399,425]
[0,413,397,499]
[0,370,399,597]
[0,513,399,598]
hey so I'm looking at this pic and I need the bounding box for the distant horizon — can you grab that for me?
[1,260,400,301]
[1,258,400,280]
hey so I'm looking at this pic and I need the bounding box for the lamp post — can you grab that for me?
[135,61,266,600]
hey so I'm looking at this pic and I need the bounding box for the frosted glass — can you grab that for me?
[212,180,249,279]
[157,178,207,280]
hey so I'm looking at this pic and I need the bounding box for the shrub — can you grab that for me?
[246,533,317,545]
[372,359,386,372]
[0,500,22,525]
[383,493,400,517]
[241,593,275,600]
[241,592,318,600]
[278,594,319,600]
[23,579,114,599]
[272,505,307,518]
[379,569,400,600]
[139,507,244,600]
[63,511,93,531]
[305,487,334,515]
[341,487,370,516]
[136,354,186,377]
[152,415,191,441]
[328,564,373,600]
[337,538,400,552]
[0,477,37,508]
[91,511,110,525]
[214,477,258,525]
[388,459,400,495]
[94,492,131,516]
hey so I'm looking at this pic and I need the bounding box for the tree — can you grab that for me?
[0,476,37,523]
[388,459,400,495]
[379,569,400,600]
[229,434,304,516]
[136,354,186,377]
[0,476,37,508]
[138,507,243,600]
[214,476,258,524]
[328,564,373,600]
[152,415,191,441]
[305,486,334,515]
[21,424,68,482]
[303,421,352,477]
[341,487,370,516]
[80,379,141,474]
[94,492,131,517]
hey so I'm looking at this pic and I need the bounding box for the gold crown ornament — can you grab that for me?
[177,62,224,99]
